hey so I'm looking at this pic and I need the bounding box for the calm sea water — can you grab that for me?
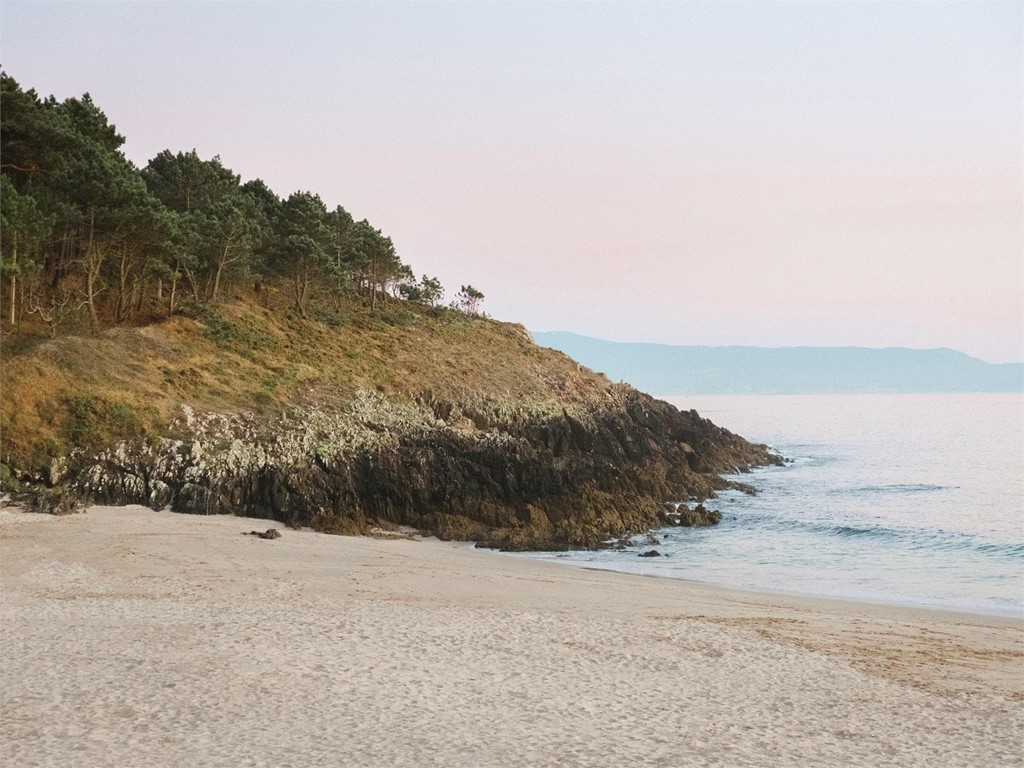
[522,393,1024,617]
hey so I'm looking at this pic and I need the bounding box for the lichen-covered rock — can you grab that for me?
[29,488,87,516]
[66,387,780,550]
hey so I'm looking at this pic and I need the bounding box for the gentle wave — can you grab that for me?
[823,523,895,539]
[839,483,957,494]
[713,513,1024,560]
[652,393,1024,616]
[809,524,1023,558]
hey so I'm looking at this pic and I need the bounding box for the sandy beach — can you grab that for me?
[1,505,1021,768]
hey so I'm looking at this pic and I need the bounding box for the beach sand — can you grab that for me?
[1,505,1021,767]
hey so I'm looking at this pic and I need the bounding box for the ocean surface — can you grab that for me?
[519,393,1024,617]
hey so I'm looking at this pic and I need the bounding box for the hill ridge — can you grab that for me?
[532,332,1024,395]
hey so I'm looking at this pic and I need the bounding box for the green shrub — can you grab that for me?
[0,463,20,492]
[200,310,241,343]
[61,396,146,451]
[315,310,344,328]
[370,306,417,327]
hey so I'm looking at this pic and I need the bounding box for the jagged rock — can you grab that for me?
[601,534,634,551]
[48,457,69,486]
[639,549,662,558]
[676,503,722,528]
[65,388,776,550]
[246,528,281,540]
[30,489,86,516]
[148,480,173,510]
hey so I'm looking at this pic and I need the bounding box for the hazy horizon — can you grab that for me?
[532,331,1024,394]
[3,1,1021,362]
[530,329,1023,365]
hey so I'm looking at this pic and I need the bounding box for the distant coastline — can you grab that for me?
[533,332,1024,395]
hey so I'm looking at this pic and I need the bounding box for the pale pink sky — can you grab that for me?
[3,1,1021,362]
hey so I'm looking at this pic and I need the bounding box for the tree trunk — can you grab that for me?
[115,246,130,323]
[8,232,17,326]
[169,275,178,316]
[85,267,99,328]
[211,238,236,303]
[129,274,144,319]
[293,263,308,317]
[183,265,201,303]
[84,209,100,330]
[212,263,224,303]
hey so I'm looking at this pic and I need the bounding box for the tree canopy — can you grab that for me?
[0,72,484,335]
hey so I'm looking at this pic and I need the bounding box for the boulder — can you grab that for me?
[677,502,722,527]
[246,528,281,540]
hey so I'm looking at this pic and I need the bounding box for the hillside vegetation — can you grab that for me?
[1,73,780,548]
[3,288,597,473]
[2,286,779,548]
[0,72,480,340]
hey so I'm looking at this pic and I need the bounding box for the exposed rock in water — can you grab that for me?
[661,501,723,528]
[639,550,662,558]
[65,387,780,550]
[679,503,723,528]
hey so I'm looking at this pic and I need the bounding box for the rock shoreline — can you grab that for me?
[42,387,782,550]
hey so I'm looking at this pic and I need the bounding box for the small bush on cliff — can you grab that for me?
[60,396,148,455]
[454,285,484,315]
[194,305,242,343]
[0,463,20,492]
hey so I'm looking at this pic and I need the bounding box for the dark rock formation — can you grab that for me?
[69,387,781,550]
[246,528,281,540]
[660,501,723,528]
[25,488,87,516]
[679,503,723,528]
[639,550,662,558]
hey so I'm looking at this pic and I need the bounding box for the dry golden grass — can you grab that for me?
[1,284,611,475]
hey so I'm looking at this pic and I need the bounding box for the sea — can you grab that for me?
[519,393,1024,618]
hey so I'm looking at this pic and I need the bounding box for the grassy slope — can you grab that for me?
[1,285,613,477]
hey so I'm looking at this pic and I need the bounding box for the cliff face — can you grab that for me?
[2,295,780,548]
[77,389,776,549]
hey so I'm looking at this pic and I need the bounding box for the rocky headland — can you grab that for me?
[2,295,780,549]
[0,76,780,550]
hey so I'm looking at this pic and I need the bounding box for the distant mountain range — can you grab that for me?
[532,332,1024,395]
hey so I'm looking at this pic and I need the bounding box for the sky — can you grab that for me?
[2,1,1021,362]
